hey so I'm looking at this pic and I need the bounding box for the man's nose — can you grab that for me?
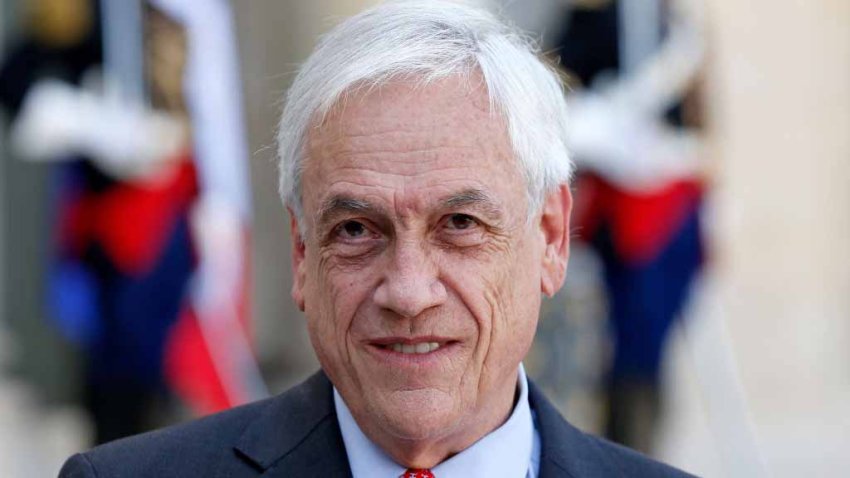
[373,239,447,318]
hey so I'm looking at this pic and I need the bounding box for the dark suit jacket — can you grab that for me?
[60,371,693,477]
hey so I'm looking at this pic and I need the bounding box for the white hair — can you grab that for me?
[278,0,572,223]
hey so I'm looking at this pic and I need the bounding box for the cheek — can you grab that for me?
[504,241,544,360]
[305,251,377,355]
[303,254,348,363]
[437,241,521,344]
[468,234,541,360]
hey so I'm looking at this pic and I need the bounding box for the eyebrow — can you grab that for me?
[317,194,385,228]
[440,189,504,222]
[316,188,504,229]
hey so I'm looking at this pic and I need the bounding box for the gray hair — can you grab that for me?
[277,0,572,223]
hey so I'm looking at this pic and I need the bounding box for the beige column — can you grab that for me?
[663,0,850,475]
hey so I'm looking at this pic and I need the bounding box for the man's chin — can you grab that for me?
[366,389,462,442]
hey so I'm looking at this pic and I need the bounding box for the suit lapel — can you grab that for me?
[529,380,624,478]
[233,372,352,477]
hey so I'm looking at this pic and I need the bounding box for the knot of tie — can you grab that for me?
[401,469,435,478]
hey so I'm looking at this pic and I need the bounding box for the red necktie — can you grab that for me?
[401,469,434,478]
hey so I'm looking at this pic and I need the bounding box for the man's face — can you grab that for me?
[291,75,570,446]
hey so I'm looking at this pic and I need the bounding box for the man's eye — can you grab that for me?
[445,214,477,230]
[334,221,371,240]
[327,220,383,257]
[336,220,369,239]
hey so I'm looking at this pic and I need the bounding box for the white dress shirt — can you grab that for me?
[334,363,542,478]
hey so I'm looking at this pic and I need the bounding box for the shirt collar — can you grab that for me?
[334,364,535,478]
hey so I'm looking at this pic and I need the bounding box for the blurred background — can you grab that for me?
[0,0,847,476]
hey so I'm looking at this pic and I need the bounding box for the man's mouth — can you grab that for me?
[369,337,456,357]
[381,342,442,354]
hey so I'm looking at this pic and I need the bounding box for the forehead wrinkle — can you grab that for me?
[319,124,488,165]
[331,145,482,162]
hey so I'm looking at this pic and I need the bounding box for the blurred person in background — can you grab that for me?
[0,0,99,115]
[59,2,693,477]
[2,0,262,445]
[554,0,706,453]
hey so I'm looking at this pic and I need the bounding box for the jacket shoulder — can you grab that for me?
[582,434,696,477]
[528,380,695,477]
[60,396,276,477]
[59,372,337,477]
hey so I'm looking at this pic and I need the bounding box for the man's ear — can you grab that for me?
[289,208,307,311]
[539,184,572,297]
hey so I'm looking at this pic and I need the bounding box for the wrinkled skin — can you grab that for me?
[290,74,572,468]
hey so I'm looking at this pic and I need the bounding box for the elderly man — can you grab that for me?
[60,1,692,477]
